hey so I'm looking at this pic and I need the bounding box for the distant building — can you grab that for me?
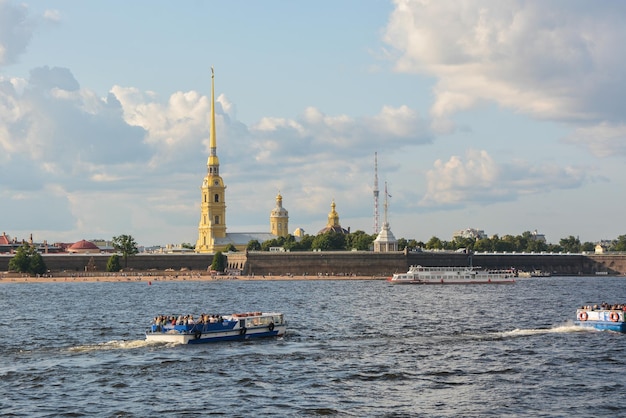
[0,232,13,253]
[90,239,115,252]
[530,230,546,243]
[453,228,487,240]
[67,239,100,254]
[317,201,349,235]
[270,192,289,238]
[373,182,397,252]
[373,222,397,252]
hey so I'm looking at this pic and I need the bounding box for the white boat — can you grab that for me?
[146,312,286,344]
[387,265,516,284]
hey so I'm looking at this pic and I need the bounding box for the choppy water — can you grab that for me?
[1,277,625,417]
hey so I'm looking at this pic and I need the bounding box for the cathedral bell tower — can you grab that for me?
[196,67,227,253]
[270,192,289,237]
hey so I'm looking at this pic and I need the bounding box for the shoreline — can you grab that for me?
[0,273,387,284]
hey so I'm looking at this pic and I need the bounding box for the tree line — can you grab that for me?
[8,234,139,275]
[8,231,626,275]
[237,230,626,254]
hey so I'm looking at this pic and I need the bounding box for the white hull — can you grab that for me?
[389,265,515,285]
[146,324,287,344]
[146,312,286,344]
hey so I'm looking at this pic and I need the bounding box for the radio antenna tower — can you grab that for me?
[373,152,380,234]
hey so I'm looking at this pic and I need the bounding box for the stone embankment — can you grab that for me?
[1,251,625,277]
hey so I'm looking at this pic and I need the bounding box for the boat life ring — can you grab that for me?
[240,327,247,336]
[194,331,201,340]
[610,312,620,322]
[578,311,588,321]
[269,322,275,332]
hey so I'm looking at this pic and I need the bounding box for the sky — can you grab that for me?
[1,0,625,247]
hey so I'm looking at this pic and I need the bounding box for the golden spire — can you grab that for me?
[207,66,219,174]
[327,200,339,227]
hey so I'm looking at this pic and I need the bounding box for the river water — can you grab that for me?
[1,277,625,417]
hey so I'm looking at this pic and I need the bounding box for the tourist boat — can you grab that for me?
[575,305,626,332]
[387,265,516,284]
[146,312,286,344]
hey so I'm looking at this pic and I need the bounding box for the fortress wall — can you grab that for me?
[0,253,214,273]
[232,251,408,277]
[585,254,626,275]
[1,252,625,276]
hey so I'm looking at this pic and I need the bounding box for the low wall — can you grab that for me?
[1,251,625,276]
[227,251,407,277]
[0,253,214,273]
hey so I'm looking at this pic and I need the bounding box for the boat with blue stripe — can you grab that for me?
[575,305,626,332]
[146,312,286,344]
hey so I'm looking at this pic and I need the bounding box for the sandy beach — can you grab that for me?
[0,272,385,284]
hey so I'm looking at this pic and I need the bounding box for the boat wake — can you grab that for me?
[498,323,592,338]
[67,339,164,353]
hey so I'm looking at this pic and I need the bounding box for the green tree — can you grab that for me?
[451,236,476,252]
[261,238,280,251]
[346,230,374,251]
[407,239,421,251]
[224,243,237,252]
[525,238,548,253]
[612,235,626,251]
[8,244,47,275]
[290,234,314,251]
[559,235,581,253]
[281,235,298,251]
[8,244,31,273]
[474,237,493,252]
[112,234,139,268]
[547,243,563,253]
[425,236,443,250]
[181,242,195,250]
[29,252,47,275]
[211,251,226,272]
[581,242,595,252]
[247,240,262,251]
[106,254,122,272]
[312,231,346,251]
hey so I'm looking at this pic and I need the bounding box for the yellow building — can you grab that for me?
[270,192,289,237]
[317,200,349,234]
[195,69,289,253]
[195,67,227,253]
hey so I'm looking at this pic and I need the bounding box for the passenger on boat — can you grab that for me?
[579,303,626,311]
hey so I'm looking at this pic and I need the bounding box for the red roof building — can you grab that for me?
[67,240,101,254]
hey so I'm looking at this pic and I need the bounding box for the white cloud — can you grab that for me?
[0,0,33,66]
[420,149,586,207]
[384,0,626,154]
[564,122,626,158]
[1,1,609,244]
[43,9,61,23]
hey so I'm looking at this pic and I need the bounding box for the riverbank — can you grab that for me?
[0,273,386,283]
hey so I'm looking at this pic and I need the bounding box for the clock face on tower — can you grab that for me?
[213,180,220,186]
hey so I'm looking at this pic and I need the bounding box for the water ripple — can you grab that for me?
[2,277,626,416]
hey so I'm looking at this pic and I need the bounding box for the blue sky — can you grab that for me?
[1,0,625,246]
